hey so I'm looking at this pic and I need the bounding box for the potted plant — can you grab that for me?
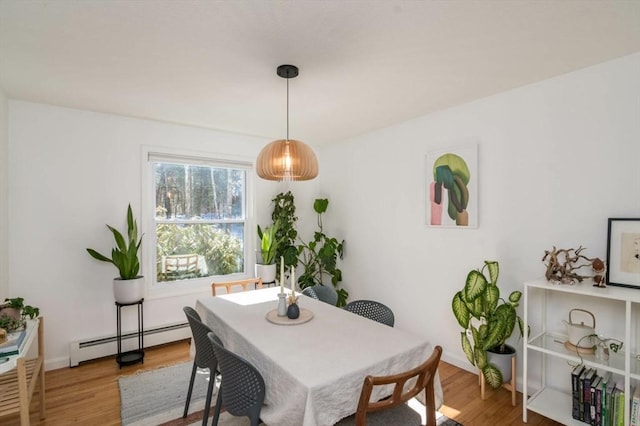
[451,260,524,389]
[0,297,40,332]
[255,219,283,284]
[297,198,347,306]
[86,204,145,303]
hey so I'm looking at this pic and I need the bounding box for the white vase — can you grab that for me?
[113,276,145,304]
[254,264,276,284]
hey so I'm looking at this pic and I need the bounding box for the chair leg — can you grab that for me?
[202,374,216,426]
[249,405,262,426]
[425,387,436,426]
[183,362,197,417]
[211,384,223,426]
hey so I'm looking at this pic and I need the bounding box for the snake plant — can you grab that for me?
[86,204,142,280]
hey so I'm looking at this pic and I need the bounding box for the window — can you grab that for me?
[146,151,251,287]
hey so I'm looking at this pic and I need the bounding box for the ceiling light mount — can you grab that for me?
[256,64,318,182]
[276,64,299,79]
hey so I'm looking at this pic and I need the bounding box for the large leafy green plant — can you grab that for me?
[86,204,143,280]
[297,198,347,306]
[271,191,298,268]
[451,260,524,388]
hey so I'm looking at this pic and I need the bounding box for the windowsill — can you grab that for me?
[145,274,257,300]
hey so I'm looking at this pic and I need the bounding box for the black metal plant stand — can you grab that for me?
[115,298,144,368]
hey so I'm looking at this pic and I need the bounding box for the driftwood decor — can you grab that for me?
[542,246,606,286]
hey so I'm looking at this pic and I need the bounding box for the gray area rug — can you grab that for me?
[119,361,463,426]
[119,361,211,425]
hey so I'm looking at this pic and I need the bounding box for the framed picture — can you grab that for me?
[425,143,478,228]
[606,218,640,288]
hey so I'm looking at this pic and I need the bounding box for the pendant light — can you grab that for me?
[256,65,318,181]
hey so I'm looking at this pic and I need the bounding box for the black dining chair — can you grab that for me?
[183,306,219,425]
[208,332,266,426]
[344,300,395,327]
[302,285,338,306]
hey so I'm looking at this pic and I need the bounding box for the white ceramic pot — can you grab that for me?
[113,276,145,304]
[487,344,516,383]
[255,264,276,284]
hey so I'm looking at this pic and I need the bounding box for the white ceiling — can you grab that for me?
[1,1,639,146]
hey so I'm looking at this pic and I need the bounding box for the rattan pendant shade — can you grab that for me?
[256,65,318,182]
[256,139,318,181]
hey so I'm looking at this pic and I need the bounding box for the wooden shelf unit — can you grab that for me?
[0,317,45,425]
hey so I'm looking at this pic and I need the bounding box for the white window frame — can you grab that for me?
[141,145,255,299]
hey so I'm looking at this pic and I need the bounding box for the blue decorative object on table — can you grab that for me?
[287,303,300,319]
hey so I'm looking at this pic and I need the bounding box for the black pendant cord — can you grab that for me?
[286,76,289,141]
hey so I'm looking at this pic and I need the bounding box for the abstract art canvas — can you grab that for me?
[426,143,478,228]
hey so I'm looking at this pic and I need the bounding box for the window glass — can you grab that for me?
[153,162,246,283]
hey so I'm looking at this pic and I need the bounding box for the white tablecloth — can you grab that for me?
[196,287,443,426]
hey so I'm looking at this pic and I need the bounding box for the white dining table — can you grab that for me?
[196,287,443,426]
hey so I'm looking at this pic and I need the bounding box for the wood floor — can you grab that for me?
[1,340,561,426]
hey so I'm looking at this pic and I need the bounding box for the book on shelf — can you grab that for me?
[572,364,586,420]
[612,380,627,426]
[600,371,613,426]
[579,367,593,421]
[0,328,26,357]
[583,368,598,423]
[605,378,617,426]
[631,385,640,426]
[591,375,602,426]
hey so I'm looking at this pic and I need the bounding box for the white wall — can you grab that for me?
[7,102,279,369]
[319,53,640,386]
[0,89,8,300]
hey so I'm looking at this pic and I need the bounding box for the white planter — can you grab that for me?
[113,276,145,304]
[254,264,276,284]
[487,344,516,383]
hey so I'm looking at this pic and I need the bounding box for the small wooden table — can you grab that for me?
[0,317,45,425]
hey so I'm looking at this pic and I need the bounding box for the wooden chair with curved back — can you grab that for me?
[211,277,263,296]
[355,345,443,426]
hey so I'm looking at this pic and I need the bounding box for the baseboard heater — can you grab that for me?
[69,321,191,367]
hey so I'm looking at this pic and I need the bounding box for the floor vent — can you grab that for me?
[69,321,190,367]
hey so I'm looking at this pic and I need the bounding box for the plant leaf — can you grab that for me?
[452,292,470,328]
[483,364,503,389]
[86,248,113,263]
[465,270,487,302]
[475,345,487,369]
[485,260,499,284]
[484,315,507,349]
[461,332,475,365]
[485,284,499,313]
[313,199,329,214]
